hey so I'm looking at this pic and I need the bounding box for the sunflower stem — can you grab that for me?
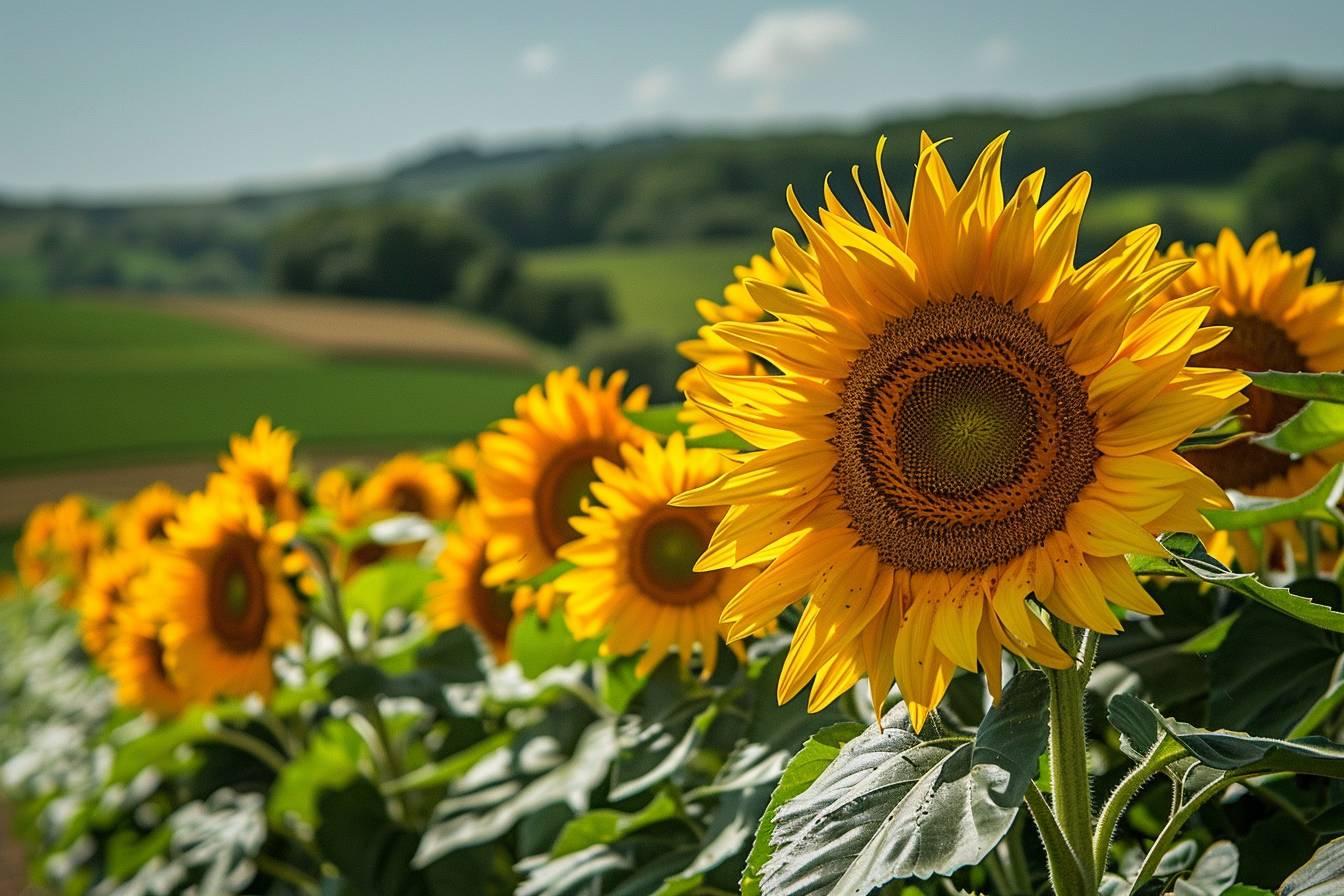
[1091,734,1184,884]
[1045,622,1097,890]
[1126,773,1244,895]
[204,726,288,774]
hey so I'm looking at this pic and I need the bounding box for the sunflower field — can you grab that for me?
[7,134,1344,896]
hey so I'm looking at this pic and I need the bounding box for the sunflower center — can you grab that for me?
[468,555,514,643]
[145,633,171,683]
[832,293,1097,572]
[629,507,720,606]
[206,538,270,653]
[248,474,279,509]
[348,541,389,578]
[145,514,171,542]
[388,484,427,515]
[1186,313,1307,491]
[534,441,623,554]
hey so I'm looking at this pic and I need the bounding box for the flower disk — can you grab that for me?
[476,368,652,619]
[675,134,1248,729]
[556,433,758,678]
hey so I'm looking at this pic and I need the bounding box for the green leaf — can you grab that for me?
[1247,371,1344,404]
[508,609,598,679]
[268,718,367,834]
[1172,841,1239,896]
[104,825,172,880]
[741,723,865,896]
[1202,464,1344,530]
[414,716,618,867]
[1110,693,1344,778]
[1209,601,1344,738]
[1131,533,1344,633]
[1282,834,1344,896]
[760,671,1048,894]
[328,627,486,711]
[1256,402,1344,455]
[1178,612,1239,655]
[106,702,249,783]
[341,560,437,623]
[1179,415,1248,451]
[383,731,514,795]
[550,789,688,857]
[1222,888,1276,896]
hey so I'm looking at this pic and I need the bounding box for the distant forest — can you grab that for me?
[3,77,1344,306]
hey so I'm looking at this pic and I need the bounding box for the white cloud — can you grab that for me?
[716,8,864,82]
[975,36,1018,72]
[630,67,678,108]
[518,43,558,77]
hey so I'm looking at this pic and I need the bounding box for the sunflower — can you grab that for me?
[674,134,1245,730]
[107,599,189,718]
[78,547,148,663]
[115,482,182,552]
[15,496,105,603]
[358,453,460,521]
[426,501,517,659]
[476,368,652,620]
[146,483,300,702]
[556,434,758,678]
[676,250,792,438]
[1157,230,1344,567]
[215,417,302,521]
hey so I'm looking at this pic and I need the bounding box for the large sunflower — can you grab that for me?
[108,599,189,718]
[115,482,182,552]
[78,547,147,663]
[147,483,300,702]
[674,134,1245,729]
[476,368,652,620]
[556,434,758,678]
[358,453,461,521]
[426,501,517,660]
[1157,230,1344,566]
[215,417,302,522]
[676,250,791,437]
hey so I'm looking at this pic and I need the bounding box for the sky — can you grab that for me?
[3,1,1343,197]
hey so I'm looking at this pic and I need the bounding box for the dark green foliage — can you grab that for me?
[571,327,688,403]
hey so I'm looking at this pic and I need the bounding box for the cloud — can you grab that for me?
[975,36,1018,72]
[630,67,678,108]
[518,43,558,77]
[716,8,864,82]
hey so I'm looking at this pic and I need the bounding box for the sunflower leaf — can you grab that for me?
[1282,835,1344,896]
[1255,402,1344,455]
[758,670,1047,895]
[1131,534,1344,633]
[1108,693,1344,778]
[1201,464,1344,530]
[1246,371,1344,404]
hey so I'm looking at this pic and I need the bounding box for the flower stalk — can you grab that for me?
[1044,622,1097,890]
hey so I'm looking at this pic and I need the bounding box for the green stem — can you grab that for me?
[982,849,1015,896]
[1091,735,1184,882]
[1001,815,1033,895]
[1126,774,1242,894]
[204,726,288,774]
[255,855,320,895]
[1025,782,1089,896]
[1045,622,1097,887]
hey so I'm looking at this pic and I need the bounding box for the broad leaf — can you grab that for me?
[509,609,597,679]
[1173,841,1239,896]
[1282,834,1344,896]
[1202,465,1344,530]
[1110,694,1344,778]
[1247,371,1344,404]
[550,789,688,857]
[1256,403,1344,455]
[1131,534,1344,633]
[341,560,436,624]
[267,718,367,834]
[760,671,1048,895]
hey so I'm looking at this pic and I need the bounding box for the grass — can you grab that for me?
[525,239,764,339]
[0,299,538,474]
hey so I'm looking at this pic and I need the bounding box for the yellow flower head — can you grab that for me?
[314,467,365,531]
[215,417,302,522]
[557,433,760,678]
[107,598,190,719]
[115,482,182,552]
[358,453,461,521]
[78,547,148,663]
[1157,230,1344,566]
[143,484,300,702]
[426,501,517,660]
[16,495,105,603]
[448,439,480,482]
[674,134,1246,730]
[476,368,652,620]
[676,249,792,438]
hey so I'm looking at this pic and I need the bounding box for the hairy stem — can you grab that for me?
[1127,774,1242,894]
[1045,622,1097,887]
[1025,782,1089,896]
[1091,735,1184,883]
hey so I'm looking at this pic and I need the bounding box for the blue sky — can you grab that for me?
[3,1,1342,196]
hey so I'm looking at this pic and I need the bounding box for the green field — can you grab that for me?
[0,299,539,474]
[526,240,764,339]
